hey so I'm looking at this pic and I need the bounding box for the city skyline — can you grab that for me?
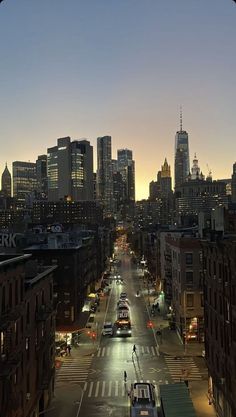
[0,1,236,200]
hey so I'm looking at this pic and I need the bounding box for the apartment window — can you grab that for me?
[20,279,24,302]
[186,293,194,307]
[214,292,217,309]
[199,251,203,264]
[215,321,218,341]
[25,337,29,350]
[1,286,6,313]
[201,293,204,307]
[64,310,70,318]
[50,283,53,300]
[208,259,211,276]
[0,332,5,354]
[15,280,18,305]
[42,322,45,338]
[185,253,193,265]
[213,261,216,276]
[15,321,18,345]
[9,283,12,308]
[13,370,18,384]
[27,373,30,393]
[186,271,193,286]
[26,337,30,359]
[26,302,30,325]
[64,292,70,304]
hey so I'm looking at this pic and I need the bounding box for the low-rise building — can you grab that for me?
[202,237,236,417]
[0,254,56,417]
[24,232,98,346]
[164,233,204,342]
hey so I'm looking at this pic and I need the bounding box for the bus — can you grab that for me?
[114,319,132,336]
[130,382,157,417]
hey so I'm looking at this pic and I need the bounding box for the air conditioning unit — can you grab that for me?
[1,354,6,361]
[26,392,31,400]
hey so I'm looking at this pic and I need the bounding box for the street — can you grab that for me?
[51,247,215,417]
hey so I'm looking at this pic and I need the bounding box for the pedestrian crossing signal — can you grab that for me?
[147,321,153,328]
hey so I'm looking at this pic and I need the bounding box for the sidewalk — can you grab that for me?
[142,286,217,417]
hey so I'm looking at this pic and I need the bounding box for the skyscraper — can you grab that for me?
[71,139,94,201]
[12,161,37,203]
[174,109,190,189]
[36,154,47,197]
[1,163,11,197]
[231,162,236,204]
[96,136,113,216]
[117,148,135,202]
[47,137,94,201]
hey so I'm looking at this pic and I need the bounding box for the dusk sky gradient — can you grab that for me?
[0,0,236,199]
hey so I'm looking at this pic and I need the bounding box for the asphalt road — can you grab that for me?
[78,252,170,417]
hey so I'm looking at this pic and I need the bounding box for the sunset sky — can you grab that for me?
[0,0,236,200]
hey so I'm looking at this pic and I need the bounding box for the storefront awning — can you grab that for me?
[56,311,90,333]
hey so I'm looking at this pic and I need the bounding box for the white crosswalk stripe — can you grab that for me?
[95,345,159,357]
[165,356,202,381]
[55,356,92,384]
[82,379,170,398]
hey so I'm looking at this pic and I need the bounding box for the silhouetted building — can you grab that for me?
[32,200,103,226]
[165,234,204,343]
[36,154,47,198]
[13,161,37,204]
[24,233,98,343]
[1,163,11,198]
[47,137,94,202]
[0,254,56,417]
[231,162,236,203]
[202,237,236,417]
[148,158,173,225]
[117,148,135,202]
[174,110,190,190]
[96,136,113,216]
[175,157,228,226]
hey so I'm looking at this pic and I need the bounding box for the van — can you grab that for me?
[102,322,113,336]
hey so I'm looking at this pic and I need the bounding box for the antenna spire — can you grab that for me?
[180,106,183,132]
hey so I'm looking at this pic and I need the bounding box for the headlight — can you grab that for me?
[128,330,131,333]
[117,330,120,334]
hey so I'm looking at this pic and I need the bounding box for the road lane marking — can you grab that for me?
[95,381,100,397]
[101,381,106,397]
[88,381,94,397]
[108,380,112,396]
[101,347,105,357]
[115,381,118,396]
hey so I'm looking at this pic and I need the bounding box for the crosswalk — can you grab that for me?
[95,345,159,358]
[80,379,169,398]
[165,355,202,382]
[55,356,92,384]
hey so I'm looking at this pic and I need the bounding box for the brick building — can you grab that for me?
[0,254,56,417]
[165,234,204,342]
[202,238,236,417]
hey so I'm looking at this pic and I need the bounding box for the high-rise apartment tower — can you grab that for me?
[96,136,113,215]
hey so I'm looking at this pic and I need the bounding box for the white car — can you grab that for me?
[102,322,113,336]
